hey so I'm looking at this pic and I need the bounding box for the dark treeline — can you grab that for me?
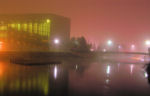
[68,36,92,52]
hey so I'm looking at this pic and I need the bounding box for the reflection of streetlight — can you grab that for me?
[130,64,134,75]
[106,65,111,75]
[105,79,110,84]
[103,48,106,52]
[144,72,148,78]
[75,65,78,70]
[90,48,94,52]
[0,41,3,50]
[54,38,60,45]
[54,66,58,79]
[107,40,113,46]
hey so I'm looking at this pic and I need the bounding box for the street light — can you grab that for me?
[54,38,60,45]
[131,44,135,50]
[107,40,113,46]
[131,44,135,48]
[46,19,50,23]
[118,45,121,49]
[145,40,150,46]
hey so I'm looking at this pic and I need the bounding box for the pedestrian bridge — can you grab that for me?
[99,51,149,55]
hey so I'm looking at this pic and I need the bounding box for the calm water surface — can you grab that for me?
[0,60,149,96]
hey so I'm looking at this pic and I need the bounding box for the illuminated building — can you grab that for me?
[0,14,70,51]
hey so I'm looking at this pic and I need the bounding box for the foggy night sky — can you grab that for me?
[0,0,150,45]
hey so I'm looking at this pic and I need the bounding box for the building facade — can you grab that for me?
[0,14,70,51]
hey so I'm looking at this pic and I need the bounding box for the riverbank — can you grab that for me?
[0,51,98,65]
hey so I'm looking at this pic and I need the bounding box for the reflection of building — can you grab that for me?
[0,63,68,96]
[0,14,70,51]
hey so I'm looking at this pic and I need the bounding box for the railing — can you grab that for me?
[98,51,148,55]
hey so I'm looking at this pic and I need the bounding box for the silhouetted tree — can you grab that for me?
[69,36,91,52]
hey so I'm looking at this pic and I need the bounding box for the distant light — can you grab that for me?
[107,40,113,46]
[54,38,60,44]
[141,58,144,62]
[145,40,150,46]
[46,19,50,23]
[118,45,121,49]
[144,72,148,78]
[131,44,135,48]
[131,44,135,50]
[90,48,94,52]
[106,79,110,84]
[106,65,111,75]
[103,49,106,52]
[75,65,78,70]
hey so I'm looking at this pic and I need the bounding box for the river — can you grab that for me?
[0,59,149,96]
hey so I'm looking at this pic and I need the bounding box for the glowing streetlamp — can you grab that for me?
[131,44,135,48]
[131,44,135,50]
[107,40,113,46]
[46,19,50,23]
[54,38,60,45]
[145,40,150,46]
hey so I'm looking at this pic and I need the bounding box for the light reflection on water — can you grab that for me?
[0,60,149,96]
[54,65,58,79]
